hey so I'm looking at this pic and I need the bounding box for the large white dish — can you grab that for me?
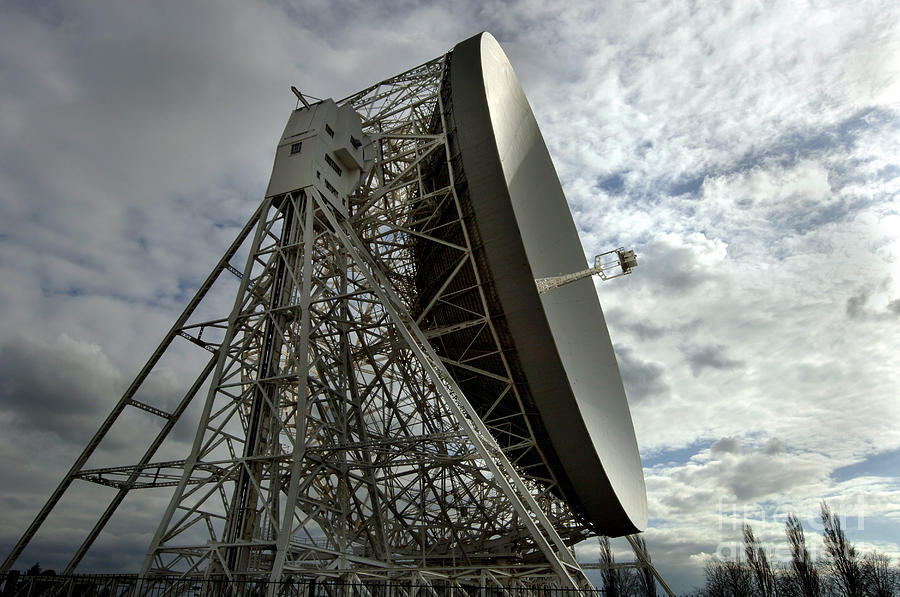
[446,32,647,535]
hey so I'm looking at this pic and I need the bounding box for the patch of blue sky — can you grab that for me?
[832,447,900,482]
[753,106,899,169]
[642,439,715,469]
[844,515,900,547]
[772,198,853,237]
[667,175,705,197]
[174,276,205,304]
[655,106,900,200]
[877,164,900,180]
[794,512,898,548]
[599,173,626,195]
[41,285,171,313]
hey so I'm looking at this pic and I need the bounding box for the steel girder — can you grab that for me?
[2,54,597,590]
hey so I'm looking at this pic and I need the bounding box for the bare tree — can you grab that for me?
[599,536,621,597]
[785,513,820,597]
[599,536,655,597]
[861,551,896,597]
[820,502,864,597]
[634,535,658,597]
[744,524,777,597]
[703,560,727,597]
[703,558,753,597]
[772,562,795,597]
[618,566,642,597]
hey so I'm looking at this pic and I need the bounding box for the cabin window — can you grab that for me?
[290,142,302,155]
[324,154,342,176]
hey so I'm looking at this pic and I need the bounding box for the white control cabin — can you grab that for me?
[266,98,366,217]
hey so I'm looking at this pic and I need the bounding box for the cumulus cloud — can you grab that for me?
[685,345,742,377]
[846,278,900,320]
[615,345,670,404]
[640,440,900,588]
[710,437,741,456]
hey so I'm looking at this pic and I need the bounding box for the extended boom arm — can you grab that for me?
[535,248,637,294]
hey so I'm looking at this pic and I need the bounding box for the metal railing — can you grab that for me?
[0,574,610,597]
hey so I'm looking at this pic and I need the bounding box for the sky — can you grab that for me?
[1,0,899,592]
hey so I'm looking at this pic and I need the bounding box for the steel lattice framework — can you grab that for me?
[1,55,608,591]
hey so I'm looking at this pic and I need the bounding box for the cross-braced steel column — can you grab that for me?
[4,51,606,591]
[137,179,591,586]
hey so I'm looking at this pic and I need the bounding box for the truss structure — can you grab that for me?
[1,55,612,590]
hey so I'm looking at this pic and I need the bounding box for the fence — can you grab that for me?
[0,574,609,597]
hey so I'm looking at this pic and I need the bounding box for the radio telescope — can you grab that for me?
[1,32,656,592]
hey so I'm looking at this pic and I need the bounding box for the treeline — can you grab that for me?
[701,502,897,597]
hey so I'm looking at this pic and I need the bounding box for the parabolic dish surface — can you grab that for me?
[440,32,647,536]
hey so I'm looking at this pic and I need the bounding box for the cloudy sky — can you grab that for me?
[1,0,898,592]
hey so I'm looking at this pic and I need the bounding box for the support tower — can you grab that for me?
[2,33,653,592]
